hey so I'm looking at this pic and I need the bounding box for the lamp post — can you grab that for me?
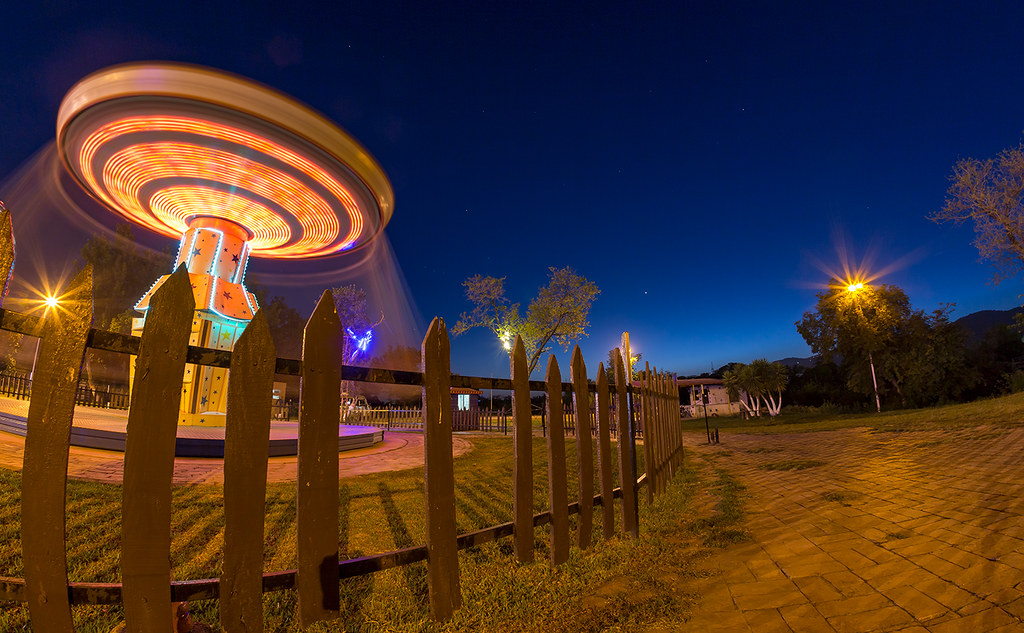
[846,282,882,414]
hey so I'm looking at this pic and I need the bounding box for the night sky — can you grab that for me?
[2,2,1024,379]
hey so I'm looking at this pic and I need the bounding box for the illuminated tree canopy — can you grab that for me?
[453,267,600,375]
[796,280,967,408]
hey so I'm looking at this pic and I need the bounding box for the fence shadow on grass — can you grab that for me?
[377,482,428,600]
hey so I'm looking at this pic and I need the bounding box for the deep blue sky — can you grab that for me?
[2,1,1023,378]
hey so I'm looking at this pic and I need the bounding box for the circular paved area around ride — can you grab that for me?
[0,428,472,485]
[678,425,1024,632]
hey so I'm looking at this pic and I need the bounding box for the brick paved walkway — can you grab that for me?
[0,426,472,485]
[679,426,1024,632]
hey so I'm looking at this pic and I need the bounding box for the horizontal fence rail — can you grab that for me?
[0,307,641,396]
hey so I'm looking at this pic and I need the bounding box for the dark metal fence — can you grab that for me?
[0,372,129,409]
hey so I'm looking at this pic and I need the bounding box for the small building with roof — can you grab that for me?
[677,378,743,417]
[451,387,483,430]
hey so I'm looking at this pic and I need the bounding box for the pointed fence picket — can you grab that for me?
[510,336,534,563]
[297,291,344,627]
[570,346,593,550]
[121,265,195,633]
[21,266,93,633]
[221,310,276,633]
[0,216,683,630]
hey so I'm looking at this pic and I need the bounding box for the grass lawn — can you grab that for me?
[0,433,737,632]
[681,391,1024,436]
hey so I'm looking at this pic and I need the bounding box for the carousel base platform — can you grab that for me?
[0,409,383,458]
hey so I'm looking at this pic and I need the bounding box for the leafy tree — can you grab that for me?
[785,361,847,408]
[76,224,171,387]
[78,223,171,332]
[248,282,305,359]
[605,349,642,384]
[332,283,388,364]
[453,267,600,375]
[364,344,421,404]
[796,281,967,408]
[721,365,754,415]
[722,359,788,416]
[872,305,968,407]
[963,324,1024,400]
[932,144,1024,283]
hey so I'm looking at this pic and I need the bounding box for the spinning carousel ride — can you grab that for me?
[56,63,393,425]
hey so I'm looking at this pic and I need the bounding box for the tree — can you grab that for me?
[77,224,172,387]
[453,267,600,375]
[796,281,967,409]
[605,349,642,384]
[721,365,755,416]
[364,344,421,404]
[722,359,788,417]
[78,223,172,332]
[932,144,1024,283]
[331,284,384,364]
[248,282,305,359]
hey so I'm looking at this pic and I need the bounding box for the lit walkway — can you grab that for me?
[680,426,1024,632]
[0,397,472,484]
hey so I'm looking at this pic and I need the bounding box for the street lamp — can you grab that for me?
[846,282,881,414]
[29,294,60,383]
[498,330,512,351]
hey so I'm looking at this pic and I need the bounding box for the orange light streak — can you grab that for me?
[73,115,370,258]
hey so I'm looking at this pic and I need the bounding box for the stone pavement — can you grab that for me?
[0,426,472,485]
[679,425,1024,632]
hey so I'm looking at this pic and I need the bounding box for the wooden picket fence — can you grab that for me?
[0,208,684,631]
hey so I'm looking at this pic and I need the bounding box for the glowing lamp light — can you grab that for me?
[847,282,864,292]
[498,331,512,351]
[44,296,59,310]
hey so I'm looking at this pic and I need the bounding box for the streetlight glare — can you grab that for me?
[44,295,58,309]
[498,330,512,351]
[847,282,864,292]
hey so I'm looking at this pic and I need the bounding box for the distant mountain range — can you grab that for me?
[952,307,1024,346]
[770,307,1024,369]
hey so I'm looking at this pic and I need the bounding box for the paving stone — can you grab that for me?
[928,607,1015,633]
[955,561,1024,597]
[884,584,949,621]
[917,576,998,612]
[793,576,844,604]
[815,593,894,619]
[829,548,878,570]
[741,608,794,632]
[826,605,913,633]
[777,603,836,633]
[958,599,998,616]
